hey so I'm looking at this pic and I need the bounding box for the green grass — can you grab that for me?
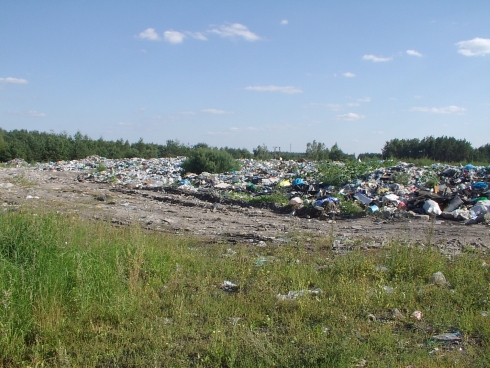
[1,211,490,367]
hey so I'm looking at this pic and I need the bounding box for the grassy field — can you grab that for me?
[1,211,490,367]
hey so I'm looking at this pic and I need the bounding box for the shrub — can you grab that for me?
[392,172,411,186]
[181,148,240,174]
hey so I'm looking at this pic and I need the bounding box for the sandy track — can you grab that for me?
[1,167,489,255]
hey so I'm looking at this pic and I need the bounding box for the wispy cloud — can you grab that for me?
[137,28,160,41]
[327,103,343,111]
[362,54,393,62]
[245,85,302,94]
[202,109,229,114]
[346,102,360,107]
[456,37,490,56]
[281,19,289,25]
[343,72,356,77]
[186,31,207,41]
[410,106,466,114]
[335,113,365,121]
[0,77,28,84]
[406,49,423,57]
[164,30,186,44]
[209,23,261,42]
[7,110,46,117]
[357,97,371,103]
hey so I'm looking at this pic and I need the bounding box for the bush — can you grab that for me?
[181,148,240,174]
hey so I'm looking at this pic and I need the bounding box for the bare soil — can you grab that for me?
[1,167,489,254]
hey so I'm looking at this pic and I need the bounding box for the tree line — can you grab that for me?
[0,128,487,164]
[0,129,256,163]
[382,136,490,163]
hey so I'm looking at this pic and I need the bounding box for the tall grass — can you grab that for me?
[1,212,489,367]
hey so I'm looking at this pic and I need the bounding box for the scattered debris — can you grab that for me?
[276,288,322,301]
[220,280,239,293]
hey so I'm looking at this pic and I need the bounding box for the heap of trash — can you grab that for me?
[27,156,490,224]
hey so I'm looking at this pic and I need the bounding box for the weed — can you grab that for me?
[339,198,364,216]
[1,211,489,366]
[96,163,107,172]
[392,172,411,186]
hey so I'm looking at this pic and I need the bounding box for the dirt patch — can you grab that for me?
[1,167,489,254]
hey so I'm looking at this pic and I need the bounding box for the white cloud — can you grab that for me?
[281,19,289,25]
[357,97,371,103]
[0,77,28,84]
[335,113,365,121]
[406,49,423,57]
[410,106,466,114]
[326,103,342,111]
[137,28,160,41]
[202,109,228,114]
[7,110,46,117]
[362,54,393,62]
[456,37,490,56]
[164,30,186,44]
[186,31,207,41]
[209,23,261,42]
[346,102,360,107]
[343,72,356,77]
[245,85,302,94]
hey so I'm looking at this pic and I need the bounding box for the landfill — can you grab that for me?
[8,156,488,225]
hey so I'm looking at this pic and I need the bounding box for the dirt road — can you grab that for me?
[1,167,489,255]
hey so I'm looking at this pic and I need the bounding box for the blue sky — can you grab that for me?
[1,1,489,155]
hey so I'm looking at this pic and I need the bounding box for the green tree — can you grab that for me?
[253,144,272,160]
[306,140,329,161]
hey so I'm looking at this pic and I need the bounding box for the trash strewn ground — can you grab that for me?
[1,157,489,254]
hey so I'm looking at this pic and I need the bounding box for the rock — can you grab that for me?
[429,271,451,287]
[392,308,405,321]
[432,332,461,341]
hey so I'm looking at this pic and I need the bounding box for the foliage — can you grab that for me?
[358,152,383,161]
[339,198,364,215]
[392,172,411,186]
[253,144,272,160]
[0,129,252,163]
[306,140,330,161]
[317,160,382,187]
[181,147,241,174]
[1,211,490,366]
[420,172,440,188]
[249,189,289,205]
[382,136,485,163]
[305,141,355,162]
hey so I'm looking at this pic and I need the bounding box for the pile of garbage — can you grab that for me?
[28,156,490,224]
